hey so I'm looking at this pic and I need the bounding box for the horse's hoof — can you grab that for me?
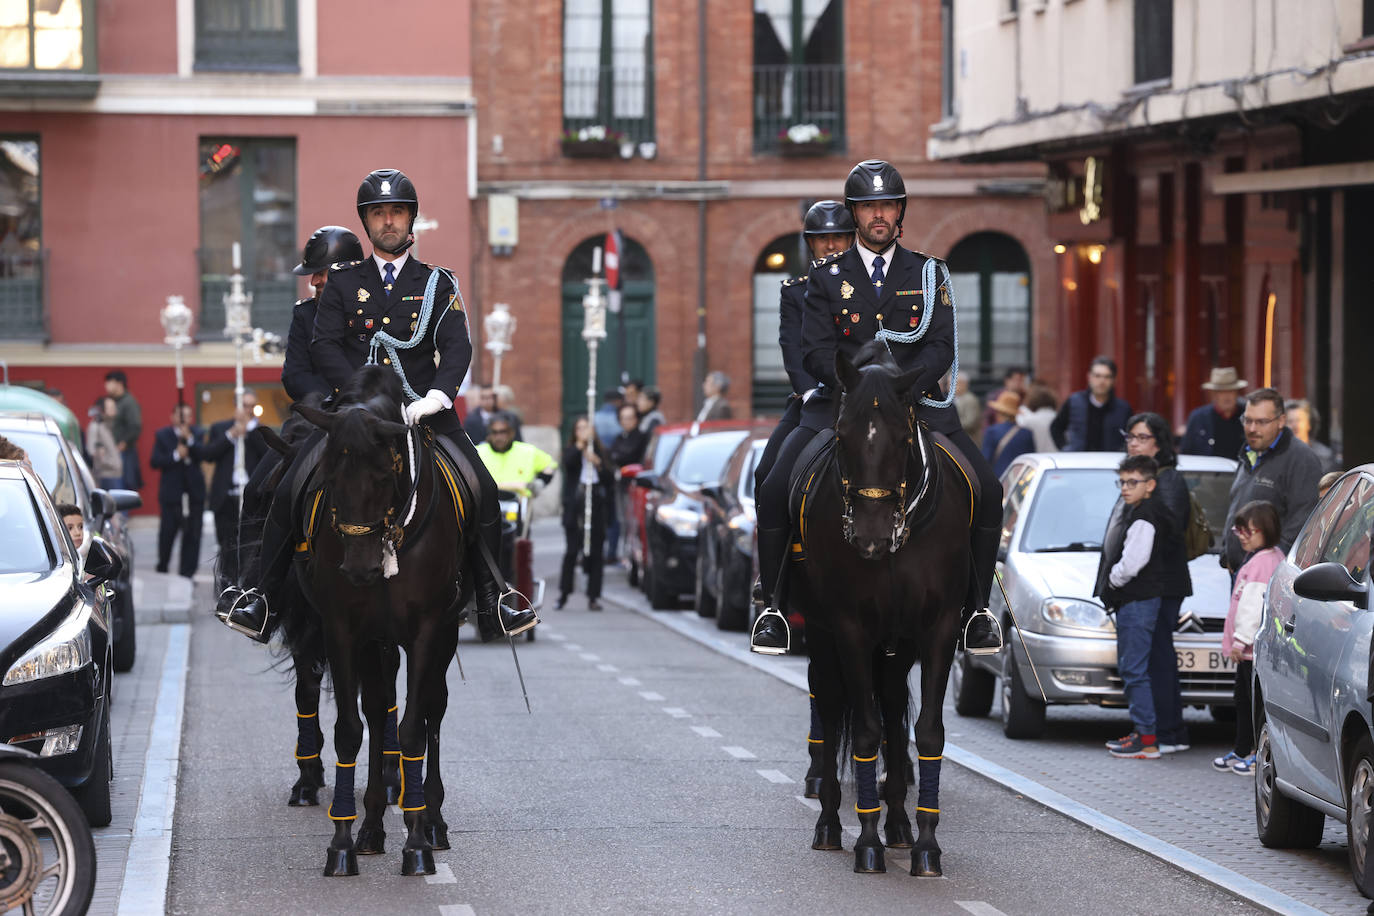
[812,823,843,851]
[884,823,915,849]
[853,845,886,874]
[424,824,450,851]
[288,785,320,807]
[911,849,943,878]
[401,846,436,876]
[803,776,822,799]
[323,848,358,877]
[355,826,386,855]
[386,785,402,806]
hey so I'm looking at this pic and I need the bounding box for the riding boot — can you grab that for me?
[961,523,1004,655]
[473,518,538,643]
[218,499,292,644]
[750,525,792,656]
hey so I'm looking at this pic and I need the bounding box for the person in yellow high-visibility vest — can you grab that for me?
[475,412,556,499]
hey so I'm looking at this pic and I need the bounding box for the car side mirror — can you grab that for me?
[109,488,142,512]
[1294,562,1369,610]
[633,472,659,490]
[84,536,124,585]
[621,463,643,480]
[89,488,117,522]
[700,484,723,503]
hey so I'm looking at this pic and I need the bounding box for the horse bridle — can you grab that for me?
[835,397,937,553]
[327,435,418,552]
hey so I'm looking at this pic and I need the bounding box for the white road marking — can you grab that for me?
[563,643,583,651]
[638,691,665,701]
[118,624,190,916]
[756,769,793,784]
[795,796,822,811]
[546,631,566,641]
[424,863,457,885]
[691,726,721,738]
[439,905,478,916]
[956,903,1010,916]
[722,746,756,759]
[579,652,601,661]
[618,676,642,686]
[661,707,691,718]
[597,664,619,672]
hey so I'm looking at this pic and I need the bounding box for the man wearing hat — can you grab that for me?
[1180,367,1246,458]
[981,390,1032,477]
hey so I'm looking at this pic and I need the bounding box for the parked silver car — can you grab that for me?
[951,452,1238,739]
[1252,463,1374,898]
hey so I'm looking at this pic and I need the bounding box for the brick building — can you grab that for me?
[469,0,1053,433]
[0,0,474,503]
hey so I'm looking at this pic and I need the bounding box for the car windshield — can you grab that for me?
[1019,467,1232,554]
[673,431,750,486]
[0,429,77,506]
[650,432,683,471]
[0,479,54,574]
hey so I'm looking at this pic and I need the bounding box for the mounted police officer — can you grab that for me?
[220,169,537,644]
[282,226,364,401]
[750,159,1004,658]
[752,200,854,557]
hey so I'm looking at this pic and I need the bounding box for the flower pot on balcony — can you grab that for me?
[778,141,832,158]
[561,139,621,159]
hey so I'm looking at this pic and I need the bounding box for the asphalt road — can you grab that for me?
[155,534,1257,916]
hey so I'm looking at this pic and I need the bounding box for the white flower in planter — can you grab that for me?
[786,123,825,144]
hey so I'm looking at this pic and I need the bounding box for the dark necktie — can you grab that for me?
[871,255,885,294]
[383,262,395,297]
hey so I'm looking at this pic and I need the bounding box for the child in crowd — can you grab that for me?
[1097,454,1171,760]
[1213,500,1283,775]
[55,502,91,573]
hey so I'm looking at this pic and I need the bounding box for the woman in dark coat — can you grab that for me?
[559,416,615,610]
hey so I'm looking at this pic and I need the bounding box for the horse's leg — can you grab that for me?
[803,662,825,799]
[397,638,436,876]
[420,622,459,852]
[288,651,326,807]
[382,643,402,806]
[879,649,916,850]
[807,636,844,851]
[322,631,363,877]
[836,633,884,874]
[355,645,393,856]
[911,617,958,878]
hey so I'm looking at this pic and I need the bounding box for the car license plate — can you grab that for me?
[1175,648,1235,672]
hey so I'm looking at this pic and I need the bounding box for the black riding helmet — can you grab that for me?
[356,169,419,250]
[802,200,855,236]
[292,226,364,276]
[843,159,907,228]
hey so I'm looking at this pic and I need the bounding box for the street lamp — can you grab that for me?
[483,301,517,390]
[222,242,254,498]
[159,294,193,408]
[581,248,608,548]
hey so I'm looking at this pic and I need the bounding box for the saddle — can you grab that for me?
[785,424,980,556]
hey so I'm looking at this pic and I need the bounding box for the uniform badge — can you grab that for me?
[910,317,920,327]
[364,318,374,329]
[357,288,370,303]
[940,287,951,306]
[840,280,854,300]
[850,313,860,323]
[873,175,884,191]
[829,264,840,275]
[381,179,392,195]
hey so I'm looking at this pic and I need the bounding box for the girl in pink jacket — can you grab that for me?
[1213,500,1284,775]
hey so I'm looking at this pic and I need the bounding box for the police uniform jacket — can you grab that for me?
[800,244,960,435]
[312,256,471,435]
[779,277,819,395]
[282,297,331,401]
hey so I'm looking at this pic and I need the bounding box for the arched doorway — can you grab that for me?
[751,231,809,413]
[946,231,1032,391]
[561,235,655,441]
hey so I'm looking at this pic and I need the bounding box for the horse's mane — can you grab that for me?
[845,341,911,427]
[333,364,405,423]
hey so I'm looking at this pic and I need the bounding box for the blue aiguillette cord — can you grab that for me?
[365,266,464,402]
[874,256,958,409]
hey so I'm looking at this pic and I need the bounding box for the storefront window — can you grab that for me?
[195,0,298,72]
[0,0,88,71]
[0,137,43,337]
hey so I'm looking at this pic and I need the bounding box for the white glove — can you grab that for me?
[802,387,820,404]
[404,393,447,426]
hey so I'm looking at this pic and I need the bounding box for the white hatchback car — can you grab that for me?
[951,452,1239,739]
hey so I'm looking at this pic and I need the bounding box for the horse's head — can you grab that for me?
[834,344,925,559]
[295,374,410,585]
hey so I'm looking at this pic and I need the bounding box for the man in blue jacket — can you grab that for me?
[1050,356,1132,452]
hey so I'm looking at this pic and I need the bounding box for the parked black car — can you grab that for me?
[696,436,767,630]
[0,413,140,671]
[636,424,754,609]
[0,461,122,827]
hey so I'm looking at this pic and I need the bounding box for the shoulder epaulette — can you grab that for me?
[294,297,314,307]
[330,259,364,271]
[781,274,809,288]
[811,250,844,269]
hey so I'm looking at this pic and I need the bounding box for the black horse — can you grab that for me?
[788,343,973,877]
[292,365,470,877]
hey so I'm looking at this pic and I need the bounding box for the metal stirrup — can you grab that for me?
[750,607,791,656]
[962,607,1003,657]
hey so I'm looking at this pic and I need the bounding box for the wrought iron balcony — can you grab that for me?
[753,63,846,154]
[562,65,656,147]
[0,250,47,340]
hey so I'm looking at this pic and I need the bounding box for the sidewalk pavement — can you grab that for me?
[126,514,216,623]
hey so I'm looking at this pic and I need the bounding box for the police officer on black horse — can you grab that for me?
[219,169,537,644]
[282,226,365,402]
[751,159,1004,657]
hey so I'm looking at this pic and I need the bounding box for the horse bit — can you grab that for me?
[328,444,410,552]
[835,398,936,553]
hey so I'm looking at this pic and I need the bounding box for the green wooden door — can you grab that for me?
[560,278,655,444]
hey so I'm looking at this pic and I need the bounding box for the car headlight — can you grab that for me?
[1040,597,1112,632]
[3,606,93,686]
[655,505,701,538]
